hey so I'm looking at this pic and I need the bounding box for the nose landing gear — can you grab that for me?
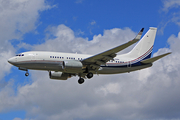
[18,67,29,77]
[25,71,29,76]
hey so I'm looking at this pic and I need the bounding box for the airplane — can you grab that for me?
[8,27,171,84]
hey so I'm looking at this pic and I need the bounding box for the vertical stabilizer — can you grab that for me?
[128,27,157,60]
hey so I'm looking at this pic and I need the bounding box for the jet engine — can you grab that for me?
[62,60,83,72]
[49,71,70,80]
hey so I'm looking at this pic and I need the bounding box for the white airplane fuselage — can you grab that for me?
[8,51,152,74]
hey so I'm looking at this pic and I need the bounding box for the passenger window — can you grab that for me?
[50,56,52,58]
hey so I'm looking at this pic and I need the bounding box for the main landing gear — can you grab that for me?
[87,72,93,79]
[78,72,94,84]
[78,78,84,84]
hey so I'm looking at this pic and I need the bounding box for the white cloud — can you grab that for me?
[162,0,180,12]
[19,24,136,55]
[96,82,121,96]
[0,0,51,41]
[0,42,15,80]
[0,0,53,82]
[159,0,180,34]
[13,118,22,120]
[168,32,180,52]
[0,0,54,118]
[1,24,180,120]
[91,20,96,25]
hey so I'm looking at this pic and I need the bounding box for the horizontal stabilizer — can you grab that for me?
[141,52,171,64]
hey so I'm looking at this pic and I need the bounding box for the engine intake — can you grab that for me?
[49,71,70,80]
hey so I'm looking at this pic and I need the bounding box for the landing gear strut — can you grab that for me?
[78,78,84,84]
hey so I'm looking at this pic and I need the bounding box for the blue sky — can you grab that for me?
[15,0,178,52]
[1,0,180,120]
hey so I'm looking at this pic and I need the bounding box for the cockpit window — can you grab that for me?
[16,54,24,57]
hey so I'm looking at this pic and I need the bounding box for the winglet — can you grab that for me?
[134,28,144,40]
[141,52,171,64]
[140,28,144,32]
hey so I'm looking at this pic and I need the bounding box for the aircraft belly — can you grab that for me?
[98,64,152,74]
[15,61,63,71]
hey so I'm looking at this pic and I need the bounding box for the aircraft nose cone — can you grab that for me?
[8,58,15,64]
[8,58,12,64]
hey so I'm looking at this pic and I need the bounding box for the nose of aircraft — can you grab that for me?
[8,57,16,64]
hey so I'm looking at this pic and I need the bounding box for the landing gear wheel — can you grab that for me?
[87,72,93,79]
[25,72,29,76]
[78,78,84,84]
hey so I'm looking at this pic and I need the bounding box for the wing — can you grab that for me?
[82,28,144,71]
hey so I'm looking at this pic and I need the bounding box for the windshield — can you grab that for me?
[16,54,24,57]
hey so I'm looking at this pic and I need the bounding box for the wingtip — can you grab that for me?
[166,52,172,55]
[135,28,144,40]
[140,28,144,32]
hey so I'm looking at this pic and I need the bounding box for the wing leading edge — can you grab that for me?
[82,28,144,70]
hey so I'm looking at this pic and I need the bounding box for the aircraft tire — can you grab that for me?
[25,72,29,76]
[78,78,84,84]
[87,72,93,79]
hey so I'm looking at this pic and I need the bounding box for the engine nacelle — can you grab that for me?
[49,71,70,80]
[62,60,83,72]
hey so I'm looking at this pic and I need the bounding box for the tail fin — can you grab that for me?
[128,27,157,60]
